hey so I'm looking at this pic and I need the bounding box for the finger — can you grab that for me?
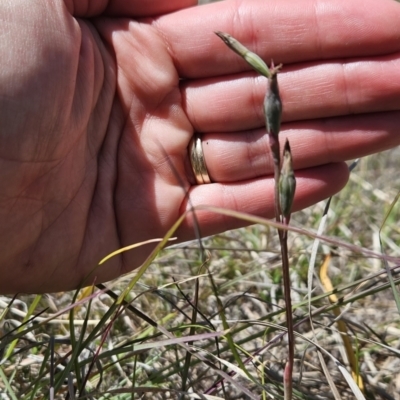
[187,112,400,183]
[155,0,400,78]
[179,162,349,238]
[181,54,400,132]
[186,112,399,183]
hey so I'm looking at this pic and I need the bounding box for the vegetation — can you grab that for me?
[1,148,400,399]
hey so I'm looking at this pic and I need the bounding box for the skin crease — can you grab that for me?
[1,0,400,293]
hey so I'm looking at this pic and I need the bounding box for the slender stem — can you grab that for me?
[271,134,294,399]
[279,225,294,399]
[275,170,294,399]
[216,32,294,396]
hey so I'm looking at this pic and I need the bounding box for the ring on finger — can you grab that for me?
[189,133,211,185]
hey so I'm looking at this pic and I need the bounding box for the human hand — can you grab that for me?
[1,0,399,293]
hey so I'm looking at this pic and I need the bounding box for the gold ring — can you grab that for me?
[189,133,211,184]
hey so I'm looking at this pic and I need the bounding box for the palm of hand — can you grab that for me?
[0,3,201,292]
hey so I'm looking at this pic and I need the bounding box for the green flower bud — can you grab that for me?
[279,140,296,218]
[264,69,282,137]
[215,31,270,78]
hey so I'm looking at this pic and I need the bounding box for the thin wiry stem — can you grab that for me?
[264,63,295,400]
[216,31,296,399]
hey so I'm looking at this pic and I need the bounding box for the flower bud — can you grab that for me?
[215,31,270,78]
[279,140,296,218]
[264,69,282,137]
